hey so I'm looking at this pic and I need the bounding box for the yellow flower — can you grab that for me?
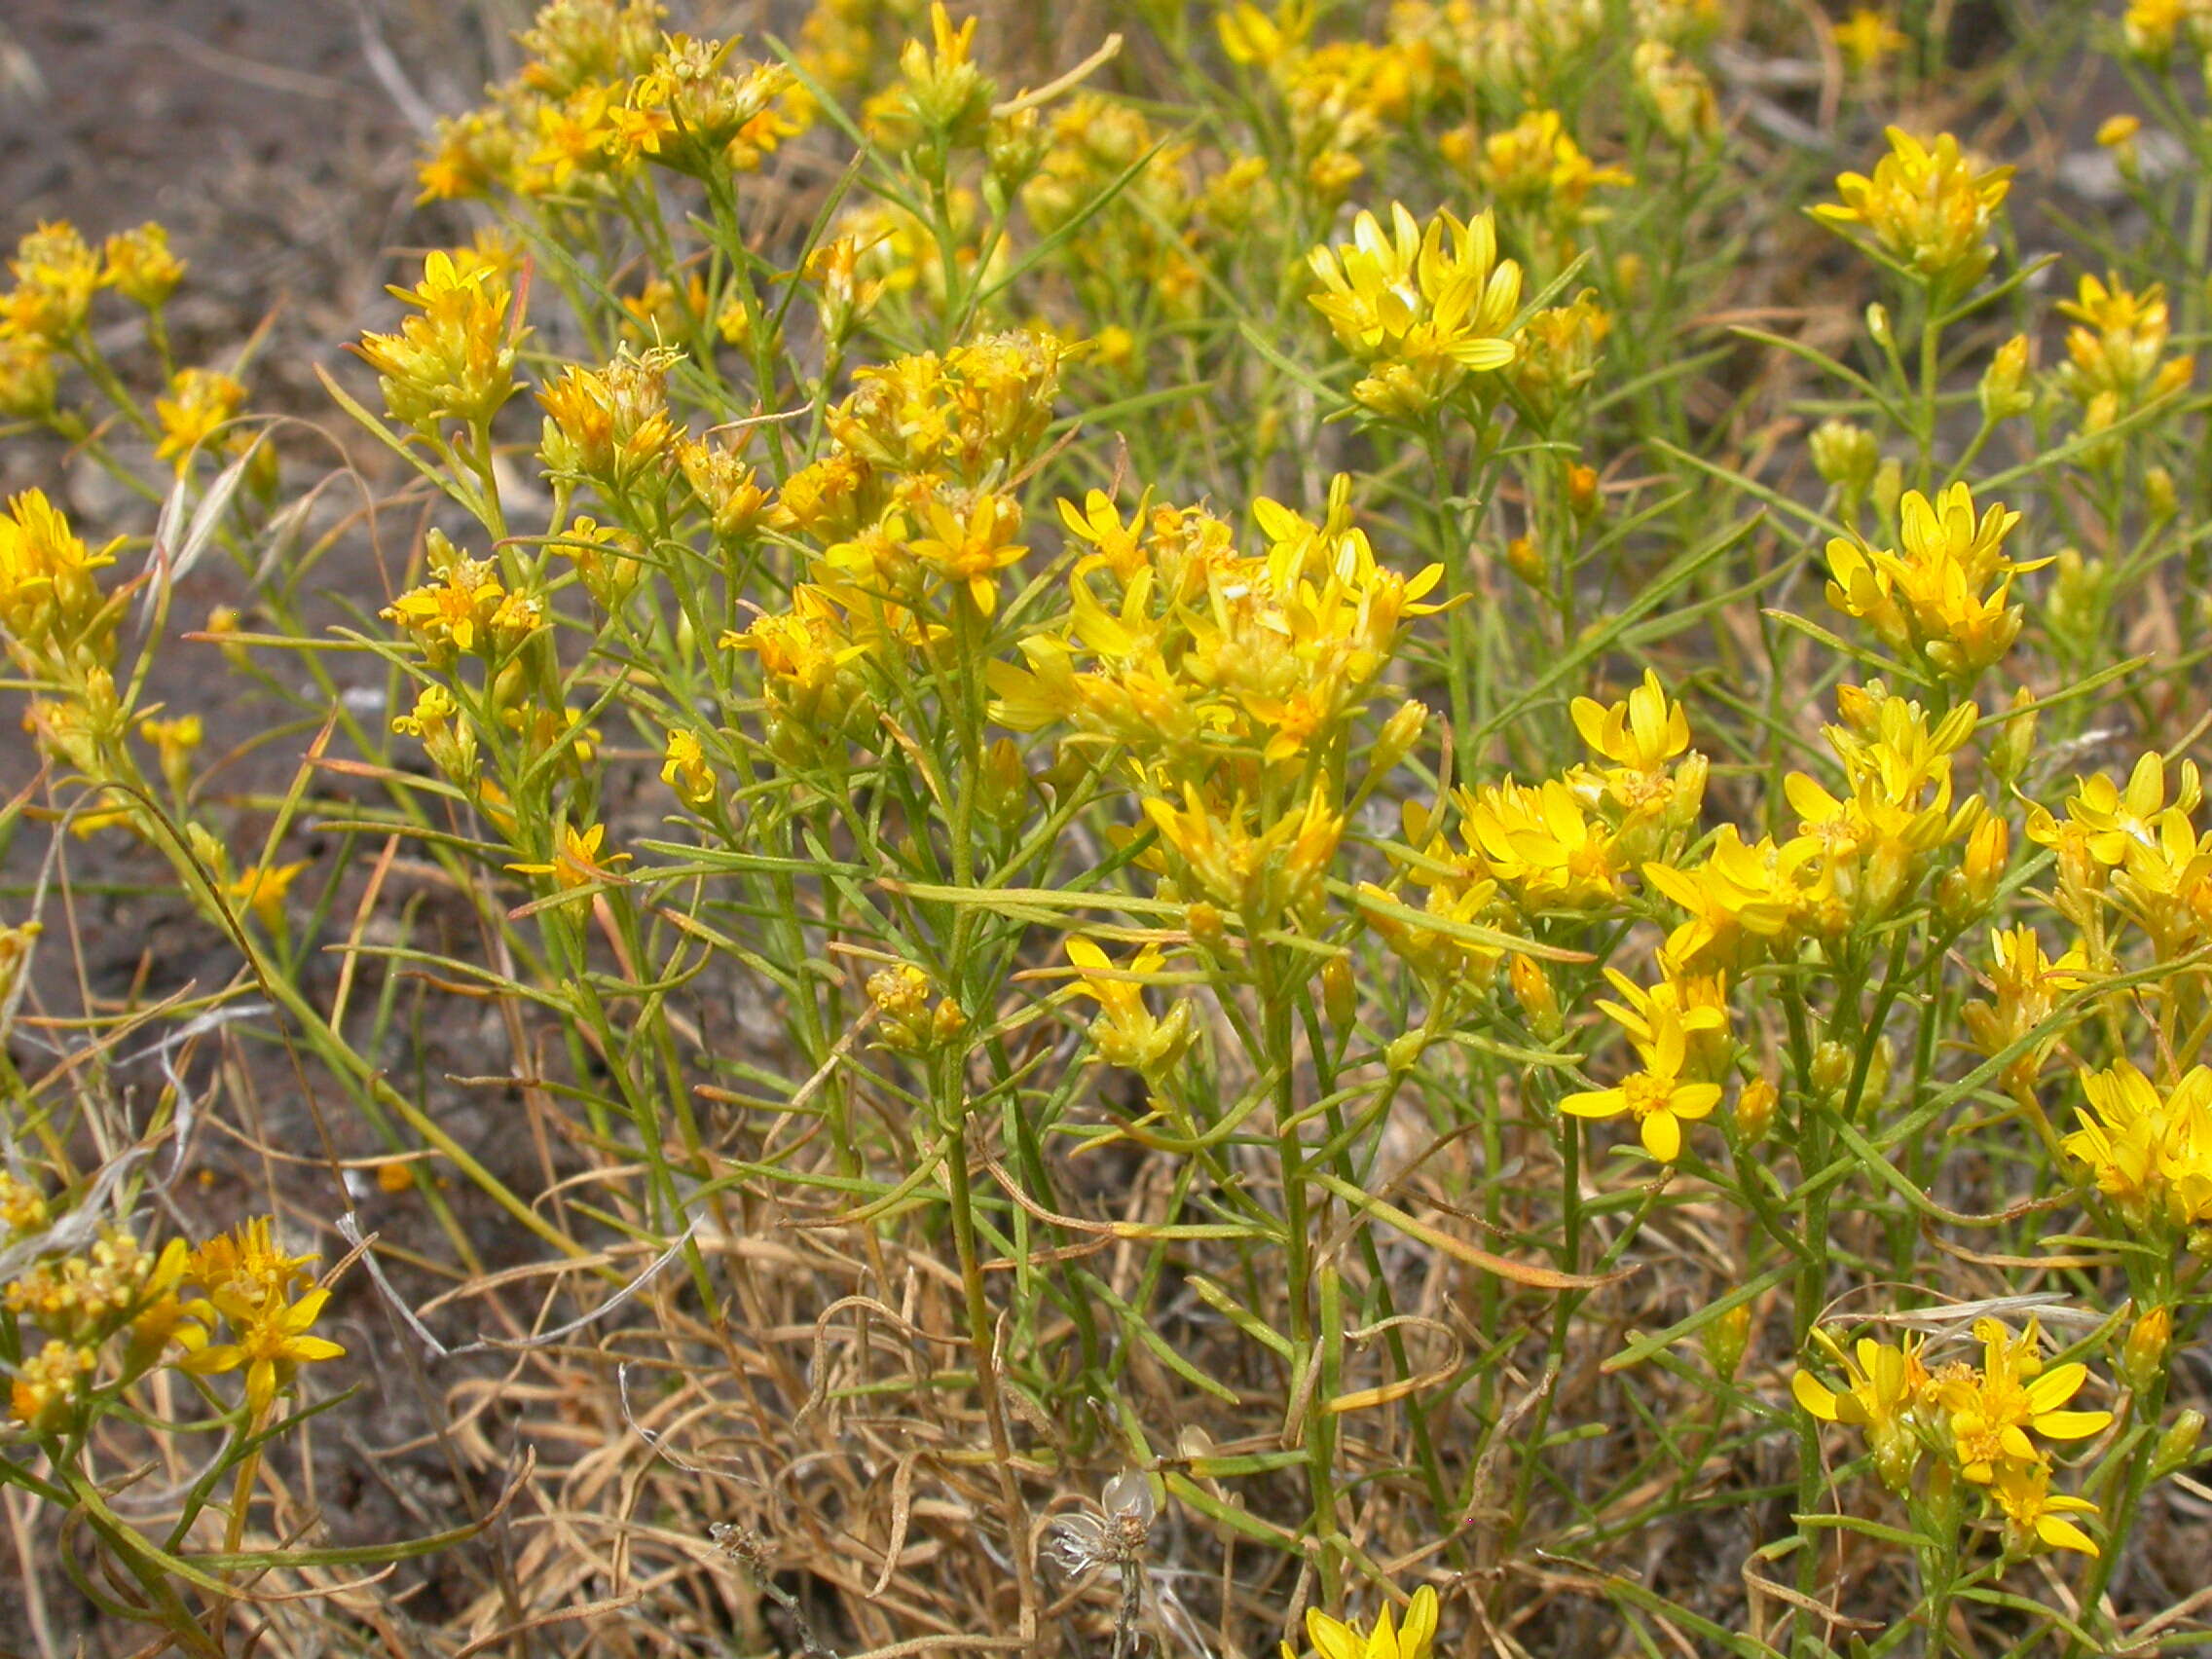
[100,222,187,310]
[1468,108,1632,220]
[1219,1,1313,65]
[1832,8,1908,73]
[10,1340,95,1432]
[0,488,119,671]
[1960,925,2088,1089]
[0,1168,48,1235]
[190,1217,315,1309]
[1936,1317,2112,1485]
[1991,1461,2100,1558]
[507,822,633,892]
[1571,668,1689,773]
[1812,128,2012,292]
[2028,751,2194,873]
[1457,776,1622,913]
[1792,1327,1931,1490]
[1643,826,1819,973]
[661,728,718,809]
[2063,1061,2212,1231]
[226,860,307,929]
[1559,1006,1721,1161]
[1824,483,2039,682]
[907,489,1028,616]
[1,222,101,346]
[180,1283,346,1419]
[2056,272,2194,409]
[351,249,525,433]
[382,532,505,663]
[153,367,248,473]
[1065,937,1192,1076]
[1308,203,1521,416]
[1283,1586,1436,1659]
[2124,0,2189,60]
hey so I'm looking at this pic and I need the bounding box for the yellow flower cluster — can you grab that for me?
[1813,127,2013,295]
[2063,1060,2212,1236]
[0,487,119,682]
[354,248,525,436]
[1825,483,2042,684]
[1308,203,1524,419]
[419,1,798,201]
[1442,107,1631,267]
[2055,271,2194,433]
[2,1199,343,1434]
[723,332,1066,759]
[1218,3,1434,202]
[1796,1317,2111,1558]
[2027,749,2212,961]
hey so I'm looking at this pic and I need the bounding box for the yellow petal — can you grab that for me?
[1792,1370,1841,1421]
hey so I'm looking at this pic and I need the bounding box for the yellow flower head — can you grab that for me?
[153,367,249,474]
[1065,936,1193,1077]
[190,1217,316,1311]
[1832,8,1908,73]
[1309,203,1521,417]
[179,1282,345,1419]
[1283,1586,1437,1659]
[1793,1326,1931,1489]
[2,222,101,346]
[1936,1316,2112,1485]
[0,489,118,672]
[1812,128,2012,293]
[2056,272,2194,409]
[352,249,526,433]
[226,860,308,929]
[1991,1460,2100,1558]
[1558,1003,1722,1162]
[1572,668,1689,773]
[507,822,633,893]
[10,1339,96,1432]
[101,222,187,310]
[1824,483,2037,682]
[2063,1060,2212,1231]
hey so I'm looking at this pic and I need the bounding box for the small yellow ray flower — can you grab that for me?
[226,861,307,929]
[506,822,633,892]
[1282,1585,1437,1659]
[1558,1008,1721,1161]
[1937,1316,2112,1484]
[1991,1461,2100,1558]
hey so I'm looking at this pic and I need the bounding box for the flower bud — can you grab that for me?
[1735,1077,1777,1143]
[1864,303,1894,352]
[977,737,1031,830]
[1509,953,1563,1041]
[1370,699,1428,780]
[1871,456,1903,522]
[1567,462,1601,518]
[1703,1302,1752,1381]
[1979,334,2032,423]
[2098,113,2143,179]
[1504,535,1545,590]
[1810,419,1879,495]
[2121,1305,2172,1395]
[2154,1409,2204,1479]
[1811,1040,1852,1097]
[1962,816,2008,914]
[2147,464,2178,524]
[1989,685,2039,786]
[1186,902,1226,947]
[1321,955,1357,1029]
